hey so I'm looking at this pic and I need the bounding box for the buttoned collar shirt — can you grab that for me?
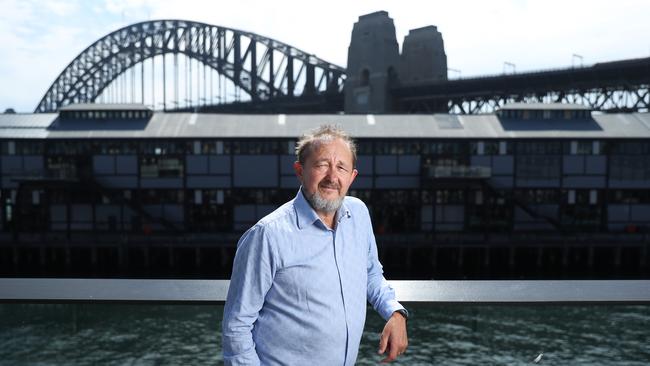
[222,189,405,365]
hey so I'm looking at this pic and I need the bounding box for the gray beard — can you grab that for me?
[305,189,344,214]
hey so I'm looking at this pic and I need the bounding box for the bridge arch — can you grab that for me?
[36,19,346,112]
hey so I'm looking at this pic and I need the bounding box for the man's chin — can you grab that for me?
[306,190,344,214]
[319,186,339,193]
[319,191,340,200]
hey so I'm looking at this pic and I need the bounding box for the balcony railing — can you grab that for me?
[427,166,492,179]
[1,279,648,303]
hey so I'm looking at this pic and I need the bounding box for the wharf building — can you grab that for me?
[0,103,649,279]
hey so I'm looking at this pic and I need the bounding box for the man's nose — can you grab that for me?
[325,165,338,180]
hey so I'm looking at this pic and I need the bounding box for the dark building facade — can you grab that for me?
[1,103,649,279]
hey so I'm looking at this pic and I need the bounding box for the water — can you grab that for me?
[1,304,649,365]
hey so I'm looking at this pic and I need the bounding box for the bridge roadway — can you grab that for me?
[188,56,650,114]
[393,56,650,113]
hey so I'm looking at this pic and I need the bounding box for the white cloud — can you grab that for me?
[43,0,80,17]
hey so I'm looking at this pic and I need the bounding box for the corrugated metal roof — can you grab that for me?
[0,113,57,129]
[1,112,649,139]
[499,102,590,111]
[59,103,152,111]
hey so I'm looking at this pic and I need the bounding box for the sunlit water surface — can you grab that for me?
[1,304,648,365]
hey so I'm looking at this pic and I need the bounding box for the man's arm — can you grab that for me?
[365,214,408,362]
[222,226,275,366]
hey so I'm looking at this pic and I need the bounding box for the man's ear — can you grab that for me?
[293,161,303,182]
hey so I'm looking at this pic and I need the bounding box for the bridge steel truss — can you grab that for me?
[393,57,650,114]
[35,20,346,113]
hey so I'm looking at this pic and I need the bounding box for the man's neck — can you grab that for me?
[318,212,336,230]
[300,188,339,230]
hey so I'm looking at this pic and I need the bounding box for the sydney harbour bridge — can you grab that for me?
[36,13,650,115]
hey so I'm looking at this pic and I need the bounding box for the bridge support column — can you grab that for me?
[344,11,400,113]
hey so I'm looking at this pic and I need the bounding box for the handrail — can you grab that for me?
[1,279,649,304]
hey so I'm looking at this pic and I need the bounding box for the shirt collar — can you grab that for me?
[294,187,352,230]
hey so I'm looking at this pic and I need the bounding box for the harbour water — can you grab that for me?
[1,304,648,365]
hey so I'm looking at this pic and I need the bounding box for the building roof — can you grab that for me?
[58,103,152,112]
[1,111,650,139]
[498,102,591,111]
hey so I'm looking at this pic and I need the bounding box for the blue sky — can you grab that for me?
[2,0,650,112]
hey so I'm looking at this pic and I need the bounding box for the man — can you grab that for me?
[222,125,408,365]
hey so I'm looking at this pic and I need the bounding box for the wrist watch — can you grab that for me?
[395,309,409,320]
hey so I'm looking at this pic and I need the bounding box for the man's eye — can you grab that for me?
[338,166,348,172]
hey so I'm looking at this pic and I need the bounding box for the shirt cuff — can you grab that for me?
[379,299,407,321]
[223,347,261,366]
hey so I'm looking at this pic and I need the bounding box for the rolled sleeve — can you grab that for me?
[365,216,406,321]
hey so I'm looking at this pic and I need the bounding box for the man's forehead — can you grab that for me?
[310,139,353,162]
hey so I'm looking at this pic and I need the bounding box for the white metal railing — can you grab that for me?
[1,279,649,304]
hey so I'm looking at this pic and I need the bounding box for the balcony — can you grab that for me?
[430,166,492,179]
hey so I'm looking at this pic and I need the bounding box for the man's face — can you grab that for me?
[294,138,358,215]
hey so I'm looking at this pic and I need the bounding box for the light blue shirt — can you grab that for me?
[222,189,405,365]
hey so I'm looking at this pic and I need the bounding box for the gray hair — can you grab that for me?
[295,125,357,167]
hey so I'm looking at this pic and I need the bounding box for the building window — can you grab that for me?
[561,189,601,230]
[476,141,485,155]
[140,157,184,178]
[46,156,77,179]
[421,141,468,155]
[609,190,650,204]
[610,156,650,180]
[592,141,600,155]
[568,190,576,204]
[569,140,597,155]
[141,141,187,155]
[286,140,296,155]
[230,140,280,154]
[471,141,503,155]
[515,189,559,204]
[435,189,465,204]
[94,141,137,154]
[516,156,561,179]
[516,141,561,155]
[610,142,649,155]
[7,141,15,155]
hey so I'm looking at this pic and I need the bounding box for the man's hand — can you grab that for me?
[378,311,408,363]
